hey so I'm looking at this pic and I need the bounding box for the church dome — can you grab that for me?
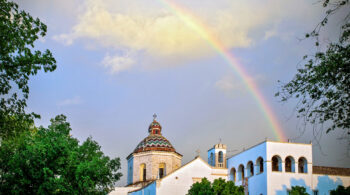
[133,114,177,154]
[133,134,176,153]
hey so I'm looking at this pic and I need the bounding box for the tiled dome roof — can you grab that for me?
[133,115,177,154]
[133,134,175,153]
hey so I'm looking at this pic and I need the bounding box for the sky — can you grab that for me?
[15,0,350,186]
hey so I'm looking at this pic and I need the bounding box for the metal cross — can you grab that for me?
[153,113,157,120]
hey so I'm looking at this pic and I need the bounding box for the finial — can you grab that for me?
[219,138,222,144]
[196,149,200,157]
[153,113,157,120]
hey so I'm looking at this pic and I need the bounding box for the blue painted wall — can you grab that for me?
[227,142,267,195]
[127,156,134,185]
[129,181,157,195]
[208,148,215,166]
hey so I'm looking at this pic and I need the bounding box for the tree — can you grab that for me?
[0,115,122,194]
[187,178,244,195]
[290,186,309,195]
[0,0,56,139]
[188,178,214,195]
[330,185,350,195]
[276,1,350,137]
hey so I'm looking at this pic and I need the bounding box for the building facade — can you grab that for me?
[111,117,350,195]
[128,144,228,195]
[226,141,350,195]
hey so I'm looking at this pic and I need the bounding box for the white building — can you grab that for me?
[226,140,350,195]
[111,117,228,195]
[127,156,228,195]
[111,117,350,195]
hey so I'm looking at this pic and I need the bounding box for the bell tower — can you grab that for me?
[208,143,227,168]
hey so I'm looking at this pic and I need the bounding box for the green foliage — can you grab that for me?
[0,0,56,139]
[0,115,122,194]
[276,0,350,133]
[188,178,214,195]
[187,178,244,195]
[290,186,309,195]
[330,185,350,195]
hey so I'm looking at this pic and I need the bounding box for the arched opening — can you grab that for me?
[238,164,245,181]
[272,155,282,172]
[218,151,223,167]
[256,157,264,174]
[298,157,308,173]
[210,153,214,166]
[140,163,146,181]
[285,156,295,173]
[230,168,236,181]
[159,163,166,179]
[247,161,254,177]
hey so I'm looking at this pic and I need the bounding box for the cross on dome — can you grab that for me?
[153,113,157,120]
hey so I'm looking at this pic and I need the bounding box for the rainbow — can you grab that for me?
[157,0,286,141]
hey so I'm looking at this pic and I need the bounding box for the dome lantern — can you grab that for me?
[148,113,162,135]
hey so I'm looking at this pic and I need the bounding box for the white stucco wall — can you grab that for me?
[266,142,313,195]
[129,157,228,195]
[110,187,140,195]
[227,141,350,195]
[157,157,227,195]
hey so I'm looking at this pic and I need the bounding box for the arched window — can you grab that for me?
[159,163,166,179]
[238,164,245,181]
[218,151,223,167]
[140,163,146,181]
[218,151,223,163]
[256,157,264,174]
[285,156,295,173]
[230,168,236,181]
[272,155,282,172]
[247,161,254,177]
[298,157,308,173]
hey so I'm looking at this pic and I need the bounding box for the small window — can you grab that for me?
[298,157,308,173]
[247,161,254,177]
[159,168,164,178]
[285,156,295,173]
[313,190,318,195]
[140,163,146,181]
[143,168,146,181]
[272,155,282,172]
[230,168,236,181]
[256,157,264,173]
[218,151,223,163]
[159,163,166,179]
[238,164,245,181]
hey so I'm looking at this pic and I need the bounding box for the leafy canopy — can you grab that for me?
[290,186,309,195]
[276,0,350,134]
[0,115,122,194]
[187,178,244,195]
[0,0,56,139]
[330,185,350,195]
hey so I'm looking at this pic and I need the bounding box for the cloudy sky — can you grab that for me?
[16,0,349,185]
